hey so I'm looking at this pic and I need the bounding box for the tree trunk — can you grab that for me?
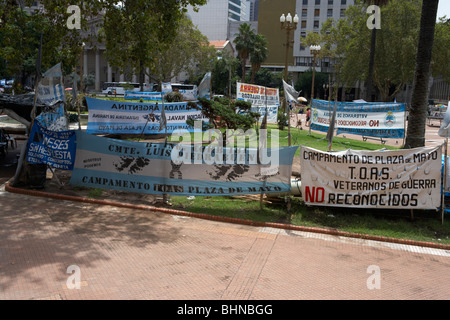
[404,0,439,149]
[139,59,144,91]
[365,28,377,102]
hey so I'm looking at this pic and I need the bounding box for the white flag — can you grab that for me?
[282,79,299,103]
[37,63,65,106]
[159,105,167,132]
[198,72,211,99]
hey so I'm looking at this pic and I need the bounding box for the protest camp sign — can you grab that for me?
[236,82,279,123]
[69,131,298,196]
[85,97,208,134]
[310,99,406,139]
[300,146,442,210]
[26,121,76,170]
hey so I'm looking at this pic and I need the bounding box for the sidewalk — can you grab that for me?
[0,182,449,300]
[1,115,449,300]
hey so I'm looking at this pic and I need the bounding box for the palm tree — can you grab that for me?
[234,23,255,82]
[404,0,439,148]
[364,0,390,102]
[250,34,268,84]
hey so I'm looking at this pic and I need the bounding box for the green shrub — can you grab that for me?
[164,91,183,102]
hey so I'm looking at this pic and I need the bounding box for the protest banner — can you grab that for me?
[300,145,442,209]
[124,91,163,101]
[236,82,280,123]
[26,121,76,170]
[310,99,406,139]
[69,131,298,196]
[36,63,65,106]
[85,97,208,134]
[35,104,68,131]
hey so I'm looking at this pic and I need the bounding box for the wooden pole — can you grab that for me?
[442,139,448,225]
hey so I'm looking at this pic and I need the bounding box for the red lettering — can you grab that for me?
[305,186,325,203]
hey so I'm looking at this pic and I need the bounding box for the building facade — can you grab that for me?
[186,0,251,41]
[292,0,354,74]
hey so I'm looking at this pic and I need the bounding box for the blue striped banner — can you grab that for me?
[70,131,299,196]
[86,97,208,134]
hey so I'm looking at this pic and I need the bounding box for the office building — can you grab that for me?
[186,0,251,41]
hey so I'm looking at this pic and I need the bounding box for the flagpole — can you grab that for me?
[161,92,169,205]
[328,74,332,151]
[442,139,447,225]
[260,87,268,211]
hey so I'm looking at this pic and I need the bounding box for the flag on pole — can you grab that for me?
[198,72,212,99]
[282,79,299,103]
[260,106,268,130]
[159,105,167,132]
[36,63,65,106]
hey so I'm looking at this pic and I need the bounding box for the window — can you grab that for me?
[328,0,333,4]
[302,9,307,17]
[301,31,307,38]
[340,9,345,17]
[314,20,320,28]
[315,0,320,5]
[303,0,308,5]
[327,9,333,17]
[301,20,307,28]
[314,9,320,17]
[341,0,346,4]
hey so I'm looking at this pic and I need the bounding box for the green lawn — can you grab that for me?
[169,126,449,246]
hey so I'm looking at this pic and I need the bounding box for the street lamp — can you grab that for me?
[280,12,298,146]
[280,13,299,82]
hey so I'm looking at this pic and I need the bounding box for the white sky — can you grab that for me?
[437,1,450,20]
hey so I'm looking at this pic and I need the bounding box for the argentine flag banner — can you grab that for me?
[310,99,406,139]
[69,131,299,196]
[85,97,208,134]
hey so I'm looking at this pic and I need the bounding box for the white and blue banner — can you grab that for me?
[86,97,208,134]
[69,131,299,196]
[36,63,65,106]
[310,99,406,139]
[35,104,68,131]
[26,121,76,170]
[124,91,163,101]
[198,72,211,99]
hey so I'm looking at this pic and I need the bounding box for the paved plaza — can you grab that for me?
[0,118,449,301]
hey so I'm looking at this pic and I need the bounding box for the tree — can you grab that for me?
[250,34,268,84]
[295,70,329,100]
[234,23,255,83]
[211,51,240,97]
[152,15,216,86]
[318,0,422,102]
[363,0,391,102]
[404,0,439,149]
[187,97,258,145]
[101,0,207,90]
[432,17,450,84]
[0,0,105,82]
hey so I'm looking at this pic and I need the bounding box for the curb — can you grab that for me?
[4,182,450,251]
